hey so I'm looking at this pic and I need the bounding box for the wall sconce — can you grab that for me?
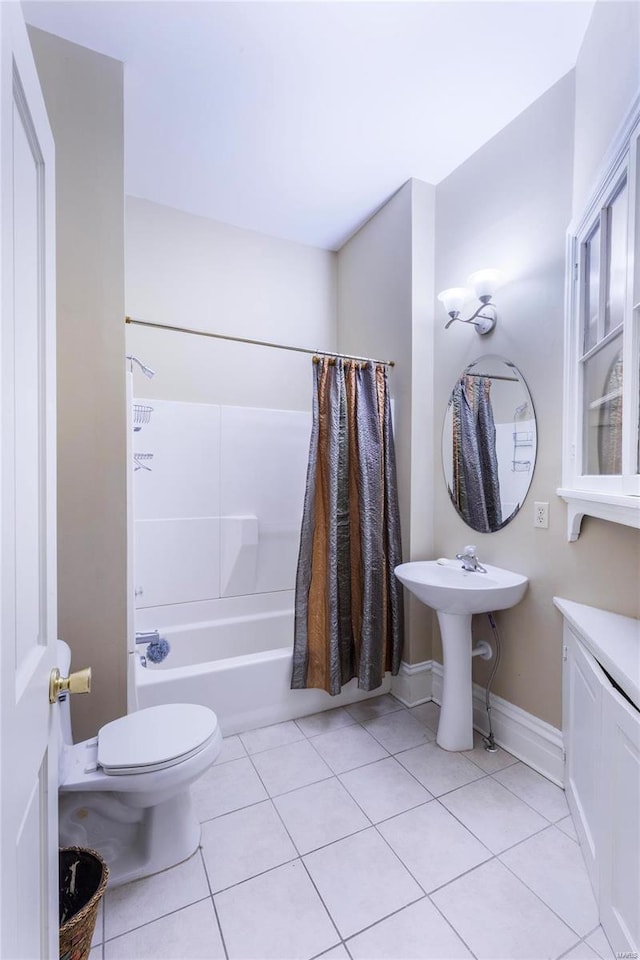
[438,269,504,335]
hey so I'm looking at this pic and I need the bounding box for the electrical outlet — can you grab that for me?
[534,501,549,529]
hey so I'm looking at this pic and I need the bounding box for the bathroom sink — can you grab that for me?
[394,560,528,615]
[394,558,528,751]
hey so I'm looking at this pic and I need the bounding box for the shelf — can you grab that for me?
[557,488,640,540]
[588,387,622,411]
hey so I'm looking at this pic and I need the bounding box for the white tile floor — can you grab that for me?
[89,695,614,960]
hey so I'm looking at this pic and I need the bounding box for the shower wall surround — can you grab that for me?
[133,399,311,615]
[494,419,536,517]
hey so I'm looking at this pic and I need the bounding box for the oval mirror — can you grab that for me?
[442,355,537,533]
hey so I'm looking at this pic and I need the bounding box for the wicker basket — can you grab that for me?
[59,846,109,960]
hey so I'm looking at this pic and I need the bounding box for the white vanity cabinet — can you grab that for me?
[600,684,640,951]
[562,628,603,891]
[556,598,640,956]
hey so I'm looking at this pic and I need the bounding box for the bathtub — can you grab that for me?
[132,599,391,735]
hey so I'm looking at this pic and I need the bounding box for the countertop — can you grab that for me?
[554,597,640,710]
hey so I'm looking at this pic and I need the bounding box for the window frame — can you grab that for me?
[559,97,640,540]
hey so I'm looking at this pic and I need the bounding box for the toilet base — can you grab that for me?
[59,788,201,887]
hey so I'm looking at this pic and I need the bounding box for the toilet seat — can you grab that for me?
[98,703,219,776]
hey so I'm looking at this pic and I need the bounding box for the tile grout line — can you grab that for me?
[582,925,615,960]
[344,793,436,828]
[497,843,597,943]
[235,709,559,878]
[198,846,230,960]
[294,713,359,740]
[245,748,347,953]
[297,855,352,952]
[307,942,344,960]
[205,846,301,896]
[277,730,485,957]
[555,937,591,959]
[104,700,582,959]
[488,771,569,826]
[249,738,358,953]
[300,709,444,807]
[357,785,494,960]
[336,774,467,953]
[304,726,394,777]
[326,737,587,946]
[432,793,554,864]
[342,895,432,951]
[421,891,480,960]
[102,894,213,946]
[240,714,483,957]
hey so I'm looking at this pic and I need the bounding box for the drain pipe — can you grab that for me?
[472,640,493,660]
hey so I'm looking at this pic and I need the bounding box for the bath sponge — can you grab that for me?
[146,637,170,664]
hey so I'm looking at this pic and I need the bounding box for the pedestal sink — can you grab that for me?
[394,559,528,751]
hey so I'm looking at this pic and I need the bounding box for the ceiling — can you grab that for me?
[23,1,594,250]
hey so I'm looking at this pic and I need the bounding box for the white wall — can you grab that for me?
[126,197,337,408]
[573,1,640,214]
[337,179,436,663]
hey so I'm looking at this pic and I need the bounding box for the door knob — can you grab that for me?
[49,667,92,704]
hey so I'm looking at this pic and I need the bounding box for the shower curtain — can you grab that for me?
[452,374,503,533]
[291,357,404,695]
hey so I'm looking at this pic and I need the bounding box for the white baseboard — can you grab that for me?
[391,659,433,706]
[395,660,564,786]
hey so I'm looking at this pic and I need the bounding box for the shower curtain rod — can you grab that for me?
[124,316,395,368]
[464,371,519,382]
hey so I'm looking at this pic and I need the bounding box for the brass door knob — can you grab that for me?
[49,667,92,704]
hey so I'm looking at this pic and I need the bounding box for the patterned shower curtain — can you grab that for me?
[291,357,404,695]
[452,374,503,533]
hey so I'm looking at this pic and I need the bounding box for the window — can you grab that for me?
[559,104,640,539]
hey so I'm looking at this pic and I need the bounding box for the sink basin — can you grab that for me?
[394,560,528,615]
[394,558,529,752]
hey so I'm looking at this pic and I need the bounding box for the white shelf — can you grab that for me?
[557,487,640,540]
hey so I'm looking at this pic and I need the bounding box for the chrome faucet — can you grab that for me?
[455,545,487,573]
[135,629,160,644]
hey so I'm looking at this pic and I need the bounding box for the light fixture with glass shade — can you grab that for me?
[438,269,504,335]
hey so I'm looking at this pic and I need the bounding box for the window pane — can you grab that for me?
[582,333,623,475]
[605,177,628,335]
[583,223,600,353]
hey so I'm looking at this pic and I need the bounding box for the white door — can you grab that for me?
[0,5,58,959]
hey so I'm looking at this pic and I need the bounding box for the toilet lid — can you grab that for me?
[98,704,219,775]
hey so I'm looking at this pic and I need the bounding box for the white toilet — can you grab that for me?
[56,641,222,887]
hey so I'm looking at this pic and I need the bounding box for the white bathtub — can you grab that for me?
[132,601,391,735]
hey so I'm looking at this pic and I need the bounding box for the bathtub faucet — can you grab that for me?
[135,630,160,644]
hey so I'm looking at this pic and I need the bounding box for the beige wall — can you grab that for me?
[125,197,337,408]
[337,179,437,664]
[434,71,639,730]
[29,28,127,741]
[573,0,640,214]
